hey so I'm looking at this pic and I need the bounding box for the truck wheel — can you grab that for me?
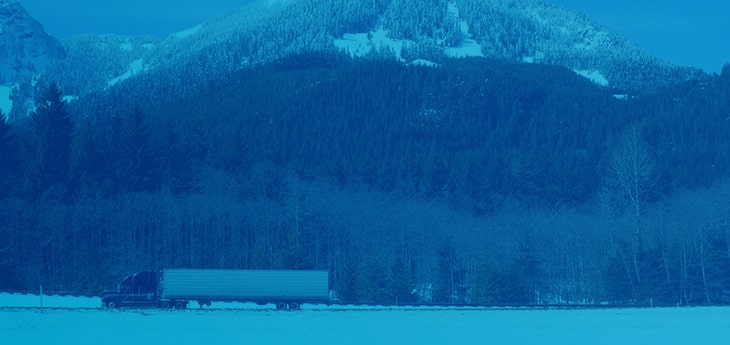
[174,301,187,309]
[276,302,288,310]
[106,301,118,309]
[288,302,300,310]
[160,301,171,309]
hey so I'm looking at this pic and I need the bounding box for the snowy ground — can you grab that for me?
[0,84,12,115]
[1,293,729,345]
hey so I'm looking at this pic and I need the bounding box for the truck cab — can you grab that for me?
[101,271,159,308]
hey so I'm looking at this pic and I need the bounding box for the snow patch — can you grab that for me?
[266,0,297,6]
[572,28,612,51]
[445,39,483,58]
[447,2,460,17]
[522,51,545,64]
[0,84,12,115]
[142,43,156,50]
[444,2,483,58]
[335,5,484,62]
[613,94,629,100]
[0,293,100,308]
[573,69,609,86]
[171,24,202,39]
[62,95,79,103]
[335,27,412,62]
[408,59,441,68]
[108,59,148,87]
[119,42,133,52]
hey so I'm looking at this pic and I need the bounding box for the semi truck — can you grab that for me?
[101,269,330,310]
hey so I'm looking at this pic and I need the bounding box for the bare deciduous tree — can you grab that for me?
[608,124,655,285]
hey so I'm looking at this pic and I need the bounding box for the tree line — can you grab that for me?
[1,57,730,305]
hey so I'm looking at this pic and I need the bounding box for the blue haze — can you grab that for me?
[19,0,250,38]
[550,0,729,73]
[19,0,729,72]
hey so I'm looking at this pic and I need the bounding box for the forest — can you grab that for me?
[2,55,730,306]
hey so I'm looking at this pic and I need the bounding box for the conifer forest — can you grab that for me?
[2,56,730,306]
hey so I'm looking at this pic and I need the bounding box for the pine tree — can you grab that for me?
[69,116,104,195]
[0,109,16,197]
[120,107,156,192]
[29,82,74,198]
[390,252,417,305]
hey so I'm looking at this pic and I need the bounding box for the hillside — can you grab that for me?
[34,0,703,105]
[2,0,729,306]
[70,55,730,208]
[3,57,730,305]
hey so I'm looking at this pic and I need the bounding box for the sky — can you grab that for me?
[18,0,730,73]
[19,0,249,38]
[550,1,729,73]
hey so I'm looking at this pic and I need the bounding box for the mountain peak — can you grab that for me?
[0,0,65,117]
[7,0,708,118]
[0,1,65,76]
[0,0,21,19]
[203,0,703,91]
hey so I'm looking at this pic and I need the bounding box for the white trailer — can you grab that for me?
[162,269,330,309]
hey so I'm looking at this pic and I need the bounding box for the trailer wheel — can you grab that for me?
[160,301,171,309]
[173,301,187,309]
[105,301,118,309]
[276,302,288,310]
[288,302,300,310]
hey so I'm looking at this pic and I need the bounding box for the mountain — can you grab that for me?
[3,0,730,305]
[0,0,709,117]
[0,0,65,117]
[30,0,701,103]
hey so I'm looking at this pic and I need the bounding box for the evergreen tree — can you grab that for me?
[390,252,417,305]
[119,107,157,192]
[471,265,501,305]
[435,240,459,304]
[0,110,16,197]
[105,113,126,194]
[69,116,104,196]
[29,82,74,198]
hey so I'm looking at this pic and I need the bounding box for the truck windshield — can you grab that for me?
[118,274,135,293]
[117,271,157,294]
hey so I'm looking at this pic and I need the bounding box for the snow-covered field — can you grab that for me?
[0,84,12,115]
[1,293,729,345]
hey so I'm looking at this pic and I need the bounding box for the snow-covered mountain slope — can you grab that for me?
[0,84,11,115]
[0,0,65,117]
[0,0,65,81]
[4,0,707,116]
[42,34,159,96]
[101,0,696,92]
